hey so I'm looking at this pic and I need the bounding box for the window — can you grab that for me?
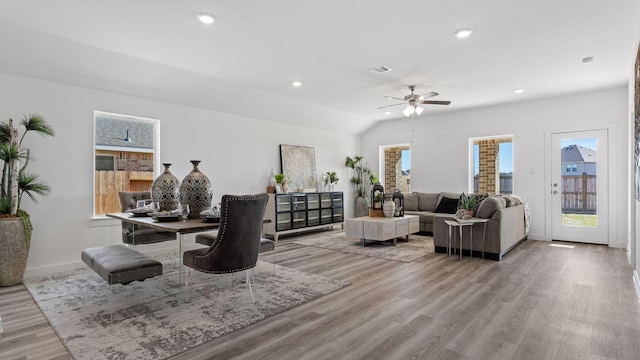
[572,164,578,172]
[471,135,513,195]
[380,145,410,193]
[94,111,159,216]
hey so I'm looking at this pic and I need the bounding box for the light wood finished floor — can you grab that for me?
[1,232,640,360]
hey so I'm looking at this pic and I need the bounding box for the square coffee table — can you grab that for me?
[345,215,420,246]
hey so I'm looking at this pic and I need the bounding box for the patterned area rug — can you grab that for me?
[24,260,348,360]
[294,232,434,262]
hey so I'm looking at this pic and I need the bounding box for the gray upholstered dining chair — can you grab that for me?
[183,193,268,302]
[118,191,176,246]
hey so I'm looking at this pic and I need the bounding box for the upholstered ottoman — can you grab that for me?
[81,245,163,285]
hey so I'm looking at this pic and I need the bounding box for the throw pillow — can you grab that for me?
[403,193,418,211]
[417,193,439,211]
[435,196,459,214]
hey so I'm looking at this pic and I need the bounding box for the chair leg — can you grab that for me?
[184,268,193,303]
[246,270,255,303]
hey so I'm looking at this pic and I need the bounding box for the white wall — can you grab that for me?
[362,86,629,247]
[0,72,359,276]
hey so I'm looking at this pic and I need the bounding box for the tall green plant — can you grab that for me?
[345,155,377,199]
[0,114,54,216]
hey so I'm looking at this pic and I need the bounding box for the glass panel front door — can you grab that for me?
[551,130,607,244]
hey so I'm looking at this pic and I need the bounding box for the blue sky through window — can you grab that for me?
[473,141,513,175]
[401,149,410,171]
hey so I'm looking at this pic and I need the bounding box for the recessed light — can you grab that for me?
[384,111,391,115]
[197,13,215,24]
[514,88,524,94]
[582,56,594,64]
[291,81,303,87]
[455,29,473,39]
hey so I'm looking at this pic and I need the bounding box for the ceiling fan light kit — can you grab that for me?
[379,85,451,116]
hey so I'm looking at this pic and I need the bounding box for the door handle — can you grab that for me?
[552,190,558,194]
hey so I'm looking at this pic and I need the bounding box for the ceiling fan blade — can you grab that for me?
[420,100,451,105]
[377,103,405,109]
[384,96,405,101]
[418,91,439,100]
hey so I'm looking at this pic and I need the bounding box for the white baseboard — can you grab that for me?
[634,271,640,301]
[526,233,548,241]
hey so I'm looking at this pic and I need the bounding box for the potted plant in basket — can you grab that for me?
[0,114,54,286]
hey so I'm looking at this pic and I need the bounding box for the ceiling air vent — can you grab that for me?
[367,65,392,74]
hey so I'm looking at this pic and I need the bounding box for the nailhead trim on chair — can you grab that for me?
[191,194,268,272]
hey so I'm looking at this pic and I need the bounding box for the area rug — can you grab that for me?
[23,260,348,360]
[293,232,434,262]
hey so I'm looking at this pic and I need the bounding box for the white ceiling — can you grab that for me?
[0,0,638,135]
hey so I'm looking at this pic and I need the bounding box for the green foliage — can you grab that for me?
[373,193,384,202]
[323,171,339,185]
[16,209,33,249]
[345,155,378,198]
[18,172,52,209]
[0,195,12,214]
[0,113,54,215]
[274,173,285,183]
[460,192,478,210]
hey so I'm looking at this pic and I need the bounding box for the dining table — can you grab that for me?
[106,212,220,286]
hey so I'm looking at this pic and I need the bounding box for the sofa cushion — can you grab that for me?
[435,196,459,214]
[476,196,506,219]
[404,193,419,211]
[437,192,461,208]
[417,193,439,211]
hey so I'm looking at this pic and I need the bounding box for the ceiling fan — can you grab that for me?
[378,85,451,116]
[112,129,132,142]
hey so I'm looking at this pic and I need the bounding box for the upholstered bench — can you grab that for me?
[81,245,163,285]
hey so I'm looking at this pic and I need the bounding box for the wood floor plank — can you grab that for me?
[2,231,640,360]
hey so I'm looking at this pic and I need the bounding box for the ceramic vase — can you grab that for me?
[179,160,213,219]
[151,163,180,211]
[383,199,396,218]
[355,196,369,218]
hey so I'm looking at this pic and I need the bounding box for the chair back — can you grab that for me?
[196,193,268,273]
[118,191,151,211]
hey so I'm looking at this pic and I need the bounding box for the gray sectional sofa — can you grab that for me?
[404,192,527,260]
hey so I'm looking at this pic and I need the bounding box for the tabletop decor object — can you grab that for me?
[392,190,404,217]
[383,194,396,218]
[179,160,213,219]
[151,163,180,211]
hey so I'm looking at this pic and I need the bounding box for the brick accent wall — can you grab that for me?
[477,139,500,195]
[384,146,410,193]
[384,148,401,192]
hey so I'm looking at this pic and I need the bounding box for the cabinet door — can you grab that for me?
[332,207,344,222]
[292,211,307,229]
[307,193,320,210]
[275,195,291,212]
[320,193,332,208]
[308,209,320,226]
[292,194,307,211]
[320,209,333,224]
[276,212,292,231]
[331,192,343,208]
